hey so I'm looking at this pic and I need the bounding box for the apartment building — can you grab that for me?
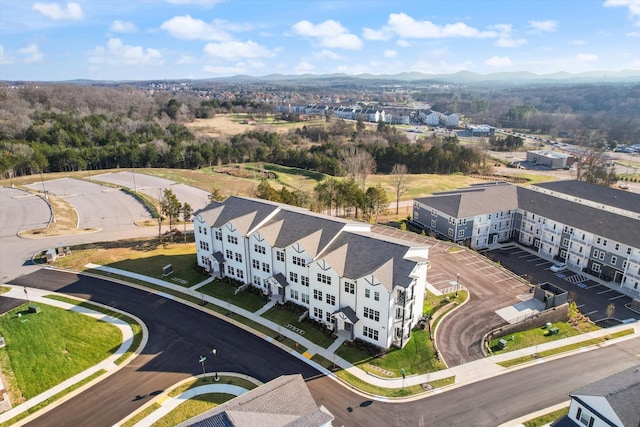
[193,196,429,349]
[412,181,640,296]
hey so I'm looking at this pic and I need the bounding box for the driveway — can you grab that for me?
[0,187,50,237]
[371,226,531,366]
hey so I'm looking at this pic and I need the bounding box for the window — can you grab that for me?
[252,259,260,269]
[596,237,602,245]
[237,270,244,280]
[363,326,379,341]
[364,307,380,322]
[374,291,380,302]
[203,228,207,235]
[254,244,266,254]
[344,281,355,294]
[628,248,632,255]
[592,263,601,273]
[448,228,454,237]
[615,243,620,251]
[215,230,222,240]
[599,252,605,261]
[225,249,233,259]
[301,276,309,287]
[326,294,335,306]
[593,249,599,258]
[198,226,202,233]
[276,250,285,262]
[289,272,298,283]
[365,289,371,298]
[313,307,323,319]
[431,219,436,228]
[611,256,617,265]
[262,263,270,273]
[290,289,299,300]
[396,308,402,319]
[458,230,465,238]
[313,289,323,300]
[562,238,569,246]
[227,265,235,276]
[199,241,209,251]
[317,273,332,285]
[301,293,309,304]
[293,256,306,267]
[622,260,627,269]
[576,407,594,427]
[227,235,238,245]
[235,253,242,262]
[326,311,332,322]
[253,276,261,286]
[603,239,608,247]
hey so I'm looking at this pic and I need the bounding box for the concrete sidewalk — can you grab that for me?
[0,286,142,425]
[2,264,638,425]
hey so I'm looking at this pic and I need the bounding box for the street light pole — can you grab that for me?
[456,273,460,297]
[212,348,219,382]
[199,355,207,376]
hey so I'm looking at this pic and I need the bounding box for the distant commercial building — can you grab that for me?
[526,150,575,169]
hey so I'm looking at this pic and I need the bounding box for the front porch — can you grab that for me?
[332,306,359,342]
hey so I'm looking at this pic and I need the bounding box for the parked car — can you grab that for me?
[550,262,568,272]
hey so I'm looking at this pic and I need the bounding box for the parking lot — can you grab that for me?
[484,245,638,324]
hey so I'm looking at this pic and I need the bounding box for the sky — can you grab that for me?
[1,0,640,81]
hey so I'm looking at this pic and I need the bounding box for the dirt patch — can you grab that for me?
[184,114,315,139]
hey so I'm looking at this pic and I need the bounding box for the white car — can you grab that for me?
[550,263,568,273]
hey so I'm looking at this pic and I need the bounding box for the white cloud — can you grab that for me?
[485,56,513,67]
[165,0,224,6]
[529,20,558,32]
[203,60,265,75]
[32,2,83,20]
[313,49,341,60]
[383,49,397,58]
[292,20,362,49]
[604,0,640,25]
[110,20,138,33]
[362,27,390,41]
[570,39,587,45]
[628,30,640,36]
[161,15,234,41]
[576,53,598,61]
[203,40,274,60]
[0,45,14,65]
[373,13,497,39]
[89,38,163,65]
[176,54,196,64]
[18,44,43,63]
[495,38,527,47]
[295,61,315,74]
[396,39,410,47]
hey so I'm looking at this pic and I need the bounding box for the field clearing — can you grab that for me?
[184,114,323,138]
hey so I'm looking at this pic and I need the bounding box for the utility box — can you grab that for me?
[29,305,41,314]
[162,264,174,276]
[548,327,559,336]
[497,339,508,350]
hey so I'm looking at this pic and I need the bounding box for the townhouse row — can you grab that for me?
[412,180,640,296]
[193,197,429,349]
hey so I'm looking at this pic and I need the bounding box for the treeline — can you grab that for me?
[0,86,485,179]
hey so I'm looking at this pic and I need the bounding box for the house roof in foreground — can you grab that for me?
[177,374,333,427]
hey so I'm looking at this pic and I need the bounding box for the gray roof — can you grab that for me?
[259,209,348,257]
[516,186,640,248]
[534,180,640,214]
[194,196,281,235]
[415,182,518,218]
[332,306,359,324]
[569,366,640,427]
[177,374,333,427]
[319,231,424,291]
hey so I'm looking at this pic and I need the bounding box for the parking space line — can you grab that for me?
[518,254,536,259]
[535,261,550,266]
[494,277,513,283]
[476,266,494,271]
[585,310,598,316]
[609,294,627,301]
[596,289,613,295]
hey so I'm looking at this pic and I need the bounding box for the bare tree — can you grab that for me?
[575,140,617,187]
[340,146,377,191]
[390,163,410,215]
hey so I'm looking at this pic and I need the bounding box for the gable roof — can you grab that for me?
[177,374,333,427]
[319,231,426,291]
[569,366,640,427]
[415,182,518,218]
[194,196,281,233]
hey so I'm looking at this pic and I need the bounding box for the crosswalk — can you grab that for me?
[563,273,589,284]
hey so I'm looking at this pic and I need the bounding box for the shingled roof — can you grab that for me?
[534,180,640,214]
[177,374,333,427]
[193,197,281,235]
[569,366,640,427]
[414,182,518,218]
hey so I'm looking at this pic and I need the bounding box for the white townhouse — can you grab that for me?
[193,196,429,349]
[418,109,440,126]
[412,181,640,297]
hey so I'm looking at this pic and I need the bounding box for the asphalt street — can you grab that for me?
[7,269,321,427]
[24,177,152,231]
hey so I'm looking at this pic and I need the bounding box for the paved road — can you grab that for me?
[24,177,151,231]
[93,171,211,212]
[7,269,320,427]
[0,187,50,237]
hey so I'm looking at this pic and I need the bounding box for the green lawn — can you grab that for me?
[261,306,335,348]
[0,303,122,400]
[489,321,600,354]
[105,253,205,287]
[197,281,267,313]
[523,407,569,427]
[152,393,235,427]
